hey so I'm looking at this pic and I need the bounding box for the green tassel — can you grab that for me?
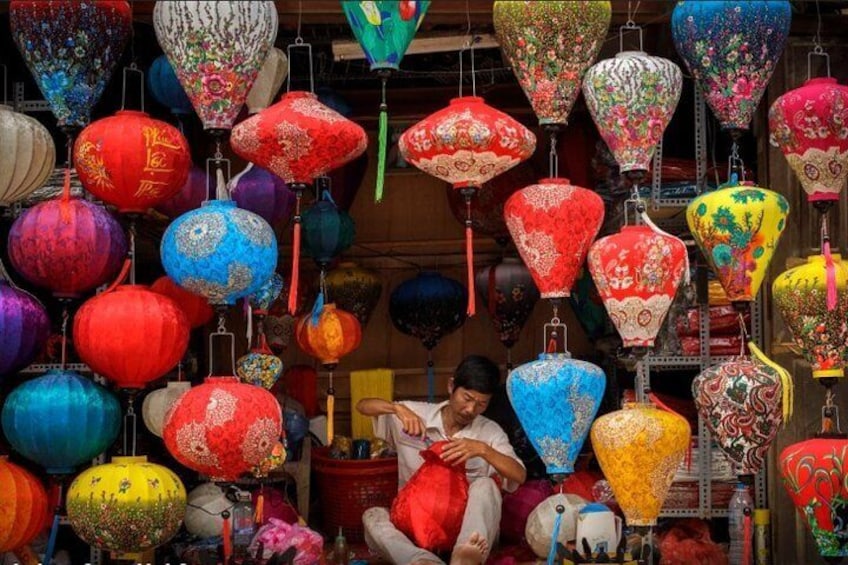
[376,105,388,203]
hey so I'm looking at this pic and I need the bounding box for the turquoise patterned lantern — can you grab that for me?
[508,353,606,475]
[1,369,121,475]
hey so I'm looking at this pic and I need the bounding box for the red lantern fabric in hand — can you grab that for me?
[74,110,191,214]
[504,178,604,299]
[73,285,190,389]
[151,275,214,329]
[0,457,49,553]
[399,96,537,315]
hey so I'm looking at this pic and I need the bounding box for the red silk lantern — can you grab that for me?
[281,364,319,418]
[163,376,282,482]
[0,457,49,553]
[504,178,604,300]
[73,285,190,389]
[295,304,362,368]
[151,275,214,329]
[399,96,537,315]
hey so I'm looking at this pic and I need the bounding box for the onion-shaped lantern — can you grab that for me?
[229,163,296,228]
[142,381,192,439]
[0,104,55,206]
[325,261,383,327]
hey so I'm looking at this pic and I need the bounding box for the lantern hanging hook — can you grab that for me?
[728,142,745,183]
[548,133,559,179]
[287,1,315,96]
[123,393,138,456]
[620,1,643,53]
[120,65,145,113]
[623,181,647,226]
[822,387,842,434]
[737,312,749,358]
[807,0,831,80]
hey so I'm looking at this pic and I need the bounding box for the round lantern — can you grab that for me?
[185,482,228,537]
[252,440,287,478]
[590,402,691,526]
[587,225,688,348]
[8,194,127,299]
[0,457,49,553]
[150,275,214,329]
[0,104,55,206]
[148,54,194,116]
[475,257,540,351]
[295,304,362,368]
[229,163,296,227]
[302,196,356,269]
[525,493,587,559]
[66,456,186,557]
[237,336,284,389]
[686,181,789,304]
[163,376,282,481]
[493,1,611,128]
[769,77,848,206]
[508,353,606,475]
[74,285,190,389]
[325,261,383,327]
[1,369,121,474]
[74,110,191,213]
[390,272,467,351]
[583,51,682,174]
[504,178,605,299]
[161,198,278,306]
[0,280,51,377]
[154,164,207,219]
[246,47,288,115]
[142,381,192,438]
[671,0,791,134]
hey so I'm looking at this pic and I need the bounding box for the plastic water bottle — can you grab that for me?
[232,490,256,558]
[728,483,753,565]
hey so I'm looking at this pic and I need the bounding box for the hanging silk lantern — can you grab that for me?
[1,369,121,474]
[74,286,190,390]
[525,493,588,559]
[0,279,50,378]
[781,438,848,559]
[66,456,186,558]
[153,1,278,134]
[229,163,296,228]
[325,261,383,327]
[591,403,691,526]
[587,225,688,348]
[252,440,286,479]
[142,381,192,439]
[687,181,789,304]
[0,457,49,553]
[504,178,605,299]
[508,353,605,475]
[302,194,356,269]
[282,364,319,418]
[10,1,132,131]
[185,483,228,537]
[583,52,682,174]
[154,164,208,219]
[237,336,284,390]
[295,304,362,368]
[493,1,610,128]
[475,257,540,350]
[769,77,848,207]
[399,96,537,315]
[327,152,369,212]
[147,55,194,116]
[0,105,56,206]
[246,47,288,115]
[150,275,214,329]
[8,191,127,299]
[163,376,282,481]
[773,254,848,380]
[251,274,285,317]
[74,110,191,214]
[671,0,791,134]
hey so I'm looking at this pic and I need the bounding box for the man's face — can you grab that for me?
[447,382,492,427]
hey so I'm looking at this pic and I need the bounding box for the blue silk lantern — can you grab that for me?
[508,353,606,475]
[0,279,50,378]
[251,273,285,316]
[229,163,296,228]
[148,55,194,116]
[1,369,121,474]
[302,193,356,270]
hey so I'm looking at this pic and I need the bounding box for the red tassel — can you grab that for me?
[103,258,132,294]
[254,489,265,525]
[824,239,838,311]
[59,167,72,222]
[465,224,475,317]
[288,221,301,315]
[547,337,558,354]
[743,510,752,565]
[222,514,232,563]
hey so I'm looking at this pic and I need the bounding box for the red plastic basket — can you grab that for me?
[312,447,398,543]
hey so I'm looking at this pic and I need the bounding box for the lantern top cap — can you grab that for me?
[623,401,656,410]
[201,199,237,209]
[166,381,192,389]
[112,456,148,465]
[620,225,655,233]
[615,50,649,59]
[808,253,843,264]
[538,352,573,361]
[205,376,240,384]
[803,77,839,87]
[537,177,572,185]
[0,105,13,112]
[279,91,318,102]
[114,110,150,118]
[449,96,486,105]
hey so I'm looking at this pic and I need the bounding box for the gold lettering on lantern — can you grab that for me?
[139,126,180,197]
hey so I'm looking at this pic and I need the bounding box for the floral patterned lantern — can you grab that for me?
[583,51,682,175]
[671,0,791,135]
[237,335,284,390]
[142,381,192,439]
[399,96,536,315]
[150,275,214,329]
[154,164,207,219]
[0,457,49,553]
[0,105,55,206]
[325,261,383,327]
[475,257,540,358]
[66,456,186,558]
[148,55,194,117]
[246,47,288,115]
[493,1,611,129]
[163,376,282,481]
[229,163,296,228]
[0,278,51,378]
[591,402,691,526]
[74,110,191,214]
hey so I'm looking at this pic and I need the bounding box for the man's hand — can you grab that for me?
[440,437,489,465]
[394,403,426,438]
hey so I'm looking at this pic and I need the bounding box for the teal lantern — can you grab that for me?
[302,192,355,270]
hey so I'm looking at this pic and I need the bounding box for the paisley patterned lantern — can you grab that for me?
[163,376,282,481]
[74,285,190,390]
[150,275,214,329]
[0,105,56,206]
[147,55,194,116]
[302,193,356,269]
[590,402,691,526]
[1,369,121,474]
[142,381,192,439]
[0,277,51,378]
[325,261,383,327]
[0,457,49,553]
[493,1,611,129]
[583,51,682,174]
[246,47,288,115]
[229,163,296,228]
[74,110,191,214]
[399,96,537,315]
[154,164,208,219]
[686,180,789,305]
[672,0,791,135]
[770,77,848,208]
[153,1,278,134]
[508,353,605,475]
[10,0,132,131]
[66,456,186,558]
[475,257,540,356]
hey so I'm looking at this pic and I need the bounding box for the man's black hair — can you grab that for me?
[453,355,500,395]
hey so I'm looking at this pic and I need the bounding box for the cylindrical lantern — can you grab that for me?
[154,164,207,219]
[0,457,49,553]
[66,456,186,557]
[0,104,56,206]
[246,47,288,114]
[142,381,192,438]
[295,304,362,367]
[185,482,228,537]
[302,196,356,269]
[163,376,282,481]
[147,54,194,116]
[150,275,214,329]
[74,285,190,389]
[591,403,691,526]
[325,261,383,327]
[1,369,121,474]
[229,163,296,228]
[0,280,51,377]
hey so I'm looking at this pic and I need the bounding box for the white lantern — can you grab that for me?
[525,493,587,558]
[246,47,288,114]
[0,105,56,206]
[185,482,228,538]
[142,381,191,438]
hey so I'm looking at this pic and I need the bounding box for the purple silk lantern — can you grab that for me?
[229,163,296,227]
[154,165,208,219]
[0,278,50,377]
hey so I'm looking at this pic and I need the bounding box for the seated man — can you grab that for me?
[358,355,526,565]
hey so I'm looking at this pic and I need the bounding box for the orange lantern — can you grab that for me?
[0,457,49,553]
[150,275,214,329]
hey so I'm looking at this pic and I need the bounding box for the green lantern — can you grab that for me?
[302,192,355,270]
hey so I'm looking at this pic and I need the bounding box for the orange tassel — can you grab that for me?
[327,390,335,445]
[465,225,475,316]
[103,258,132,294]
[254,489,265,525]
[222,513,232,563]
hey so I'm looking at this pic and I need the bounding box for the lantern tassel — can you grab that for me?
[546,507,563,565]
[103,258,132,294]
[222,513,232,563]
[465,226,476,316]
[748,341,793,422]
[743,508,752,565]
[44,512,61,565]
[288,192,303,315]
[59,166,72,222]
[427,352,435,403]
[215,168,228,201]
[376,102,388,203]
[327,386,335,445]
[641,209,690,285]
[254,488,265,525]
[824,238,838,312]
[311,289,325,327]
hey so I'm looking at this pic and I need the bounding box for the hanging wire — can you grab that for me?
[549,133,559,178]
[458,0,477,98]
[128,221,136,285]
[60,307,69,370]
[123,395,138,456]
[296,0,303,44]
[807,0,831,79]
[2,64,7,107]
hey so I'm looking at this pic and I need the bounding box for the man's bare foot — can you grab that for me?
[450,532,489,565]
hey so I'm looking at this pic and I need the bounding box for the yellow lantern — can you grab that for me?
[590,403,690,526]
[66,456,186,559]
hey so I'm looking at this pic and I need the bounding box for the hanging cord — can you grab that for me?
[44,481,64,565]
[808,0,831,80]
[129,221,136,285]
[123,394,138,456]
[822,387,841,434]
[822,212,838,311]
[288,187,304,314]
[60,307,69,371]
[427,350,435,403]
[728,142,745,183]
[546,504,565,565]
[549,133,559,178]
